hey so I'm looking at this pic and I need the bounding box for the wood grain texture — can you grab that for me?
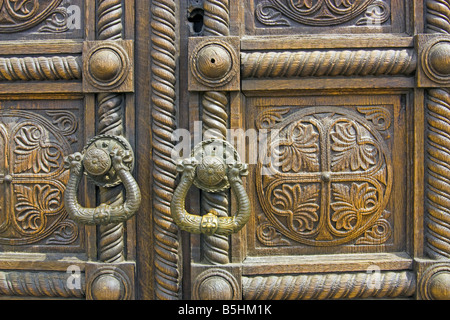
[151,0,182,300]
[243,271,415,300]
[241,49,417,79]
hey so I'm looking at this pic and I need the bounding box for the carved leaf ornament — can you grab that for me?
[256,0,390,27]
[0,110,74,245]
[256,107,392,246]
[0,0,62,33]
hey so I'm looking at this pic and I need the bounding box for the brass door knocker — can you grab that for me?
[63,135,141,225]
[170,139,251,236]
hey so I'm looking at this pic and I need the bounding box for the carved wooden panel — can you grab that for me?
[245,94,407,256]
[0,98,88,253]
[245,0,406,35]
[0,0,84,40]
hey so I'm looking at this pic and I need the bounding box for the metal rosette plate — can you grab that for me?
[191,139,240,193]
[82,134,134,188]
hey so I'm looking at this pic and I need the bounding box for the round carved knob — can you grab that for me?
[198,276,235,300]
[321,172,331,182]
[3,175,12,183]
[91,274,124,300]
[429,272,450,300]
[196,155,227,187]
[429,42,450,76]
[89,48,123,82]
[196,44,232,80]
[193,269,240,300]
[83,147,111,176]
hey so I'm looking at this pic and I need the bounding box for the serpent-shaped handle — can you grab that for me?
[170,157,251,236]
[63,143,141,225]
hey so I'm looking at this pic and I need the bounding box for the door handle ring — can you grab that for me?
[170,139,251,236]
[63,135,141,225]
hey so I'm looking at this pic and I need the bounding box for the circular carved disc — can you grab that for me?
[191,139,240,193]
[196,45,233,80]
[89,49,123,82]
[82,135,134,188]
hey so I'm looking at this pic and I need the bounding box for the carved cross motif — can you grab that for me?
[257,106,392,247]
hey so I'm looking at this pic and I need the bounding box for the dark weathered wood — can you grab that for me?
[183,0,435,301]
[0,0,448,301]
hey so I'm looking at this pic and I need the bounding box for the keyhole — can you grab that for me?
[188,8,204,34]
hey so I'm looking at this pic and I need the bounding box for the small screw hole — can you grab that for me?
[211,58,216,64]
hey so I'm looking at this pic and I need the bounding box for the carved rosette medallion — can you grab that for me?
[0,110,74,245]
[0,0,62,33]
[256,107,392,247]
[255,0,391,27]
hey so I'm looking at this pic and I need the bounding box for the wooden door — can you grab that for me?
[2,0,450,301]
[176,0,450,301]
[0,0,139,299]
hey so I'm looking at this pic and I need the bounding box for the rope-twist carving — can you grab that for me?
[243,272,415,300]
[0,271,85,298]
[426,0,450,34]
[425,1,450,259]
[96,0,126,263]
[204,0,230,36]
[201,0,231,265]
[241,49,417,78]
[0,56,81,81]
[97,0,123,40]
[425,89,450,259]
[151,0,181,300]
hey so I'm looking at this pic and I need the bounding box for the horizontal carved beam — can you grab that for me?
[241,49,417,79]
[0,56,81,81]
[242,271,415,300]
[0,270,85,299]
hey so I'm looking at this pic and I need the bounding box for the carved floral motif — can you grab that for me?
[330,122,378,171]
[0,0,62,33]
[0,110,77,246]
[277,122,320,172]
[255,0,390,27]
[256,107,392,247]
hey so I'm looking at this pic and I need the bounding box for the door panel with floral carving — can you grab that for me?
[0,0,139,300]
[248,94,407,255]
[249,0,406,34]
[182,0,428,301]
[0,100,88,252]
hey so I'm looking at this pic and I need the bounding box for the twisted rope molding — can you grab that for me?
[425,89,450,259]
[201,91,230,265]
[97,0,124,40]
[201,0,231,266]
[204,0,230,36]
[426,0,450,34]
[96,0,126,264]
[425,0,450,260]
[0,271,85,298]
[241,49,417,79]
[243,271,415,300]
[0,56,81,81]
[151,0,181,300]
